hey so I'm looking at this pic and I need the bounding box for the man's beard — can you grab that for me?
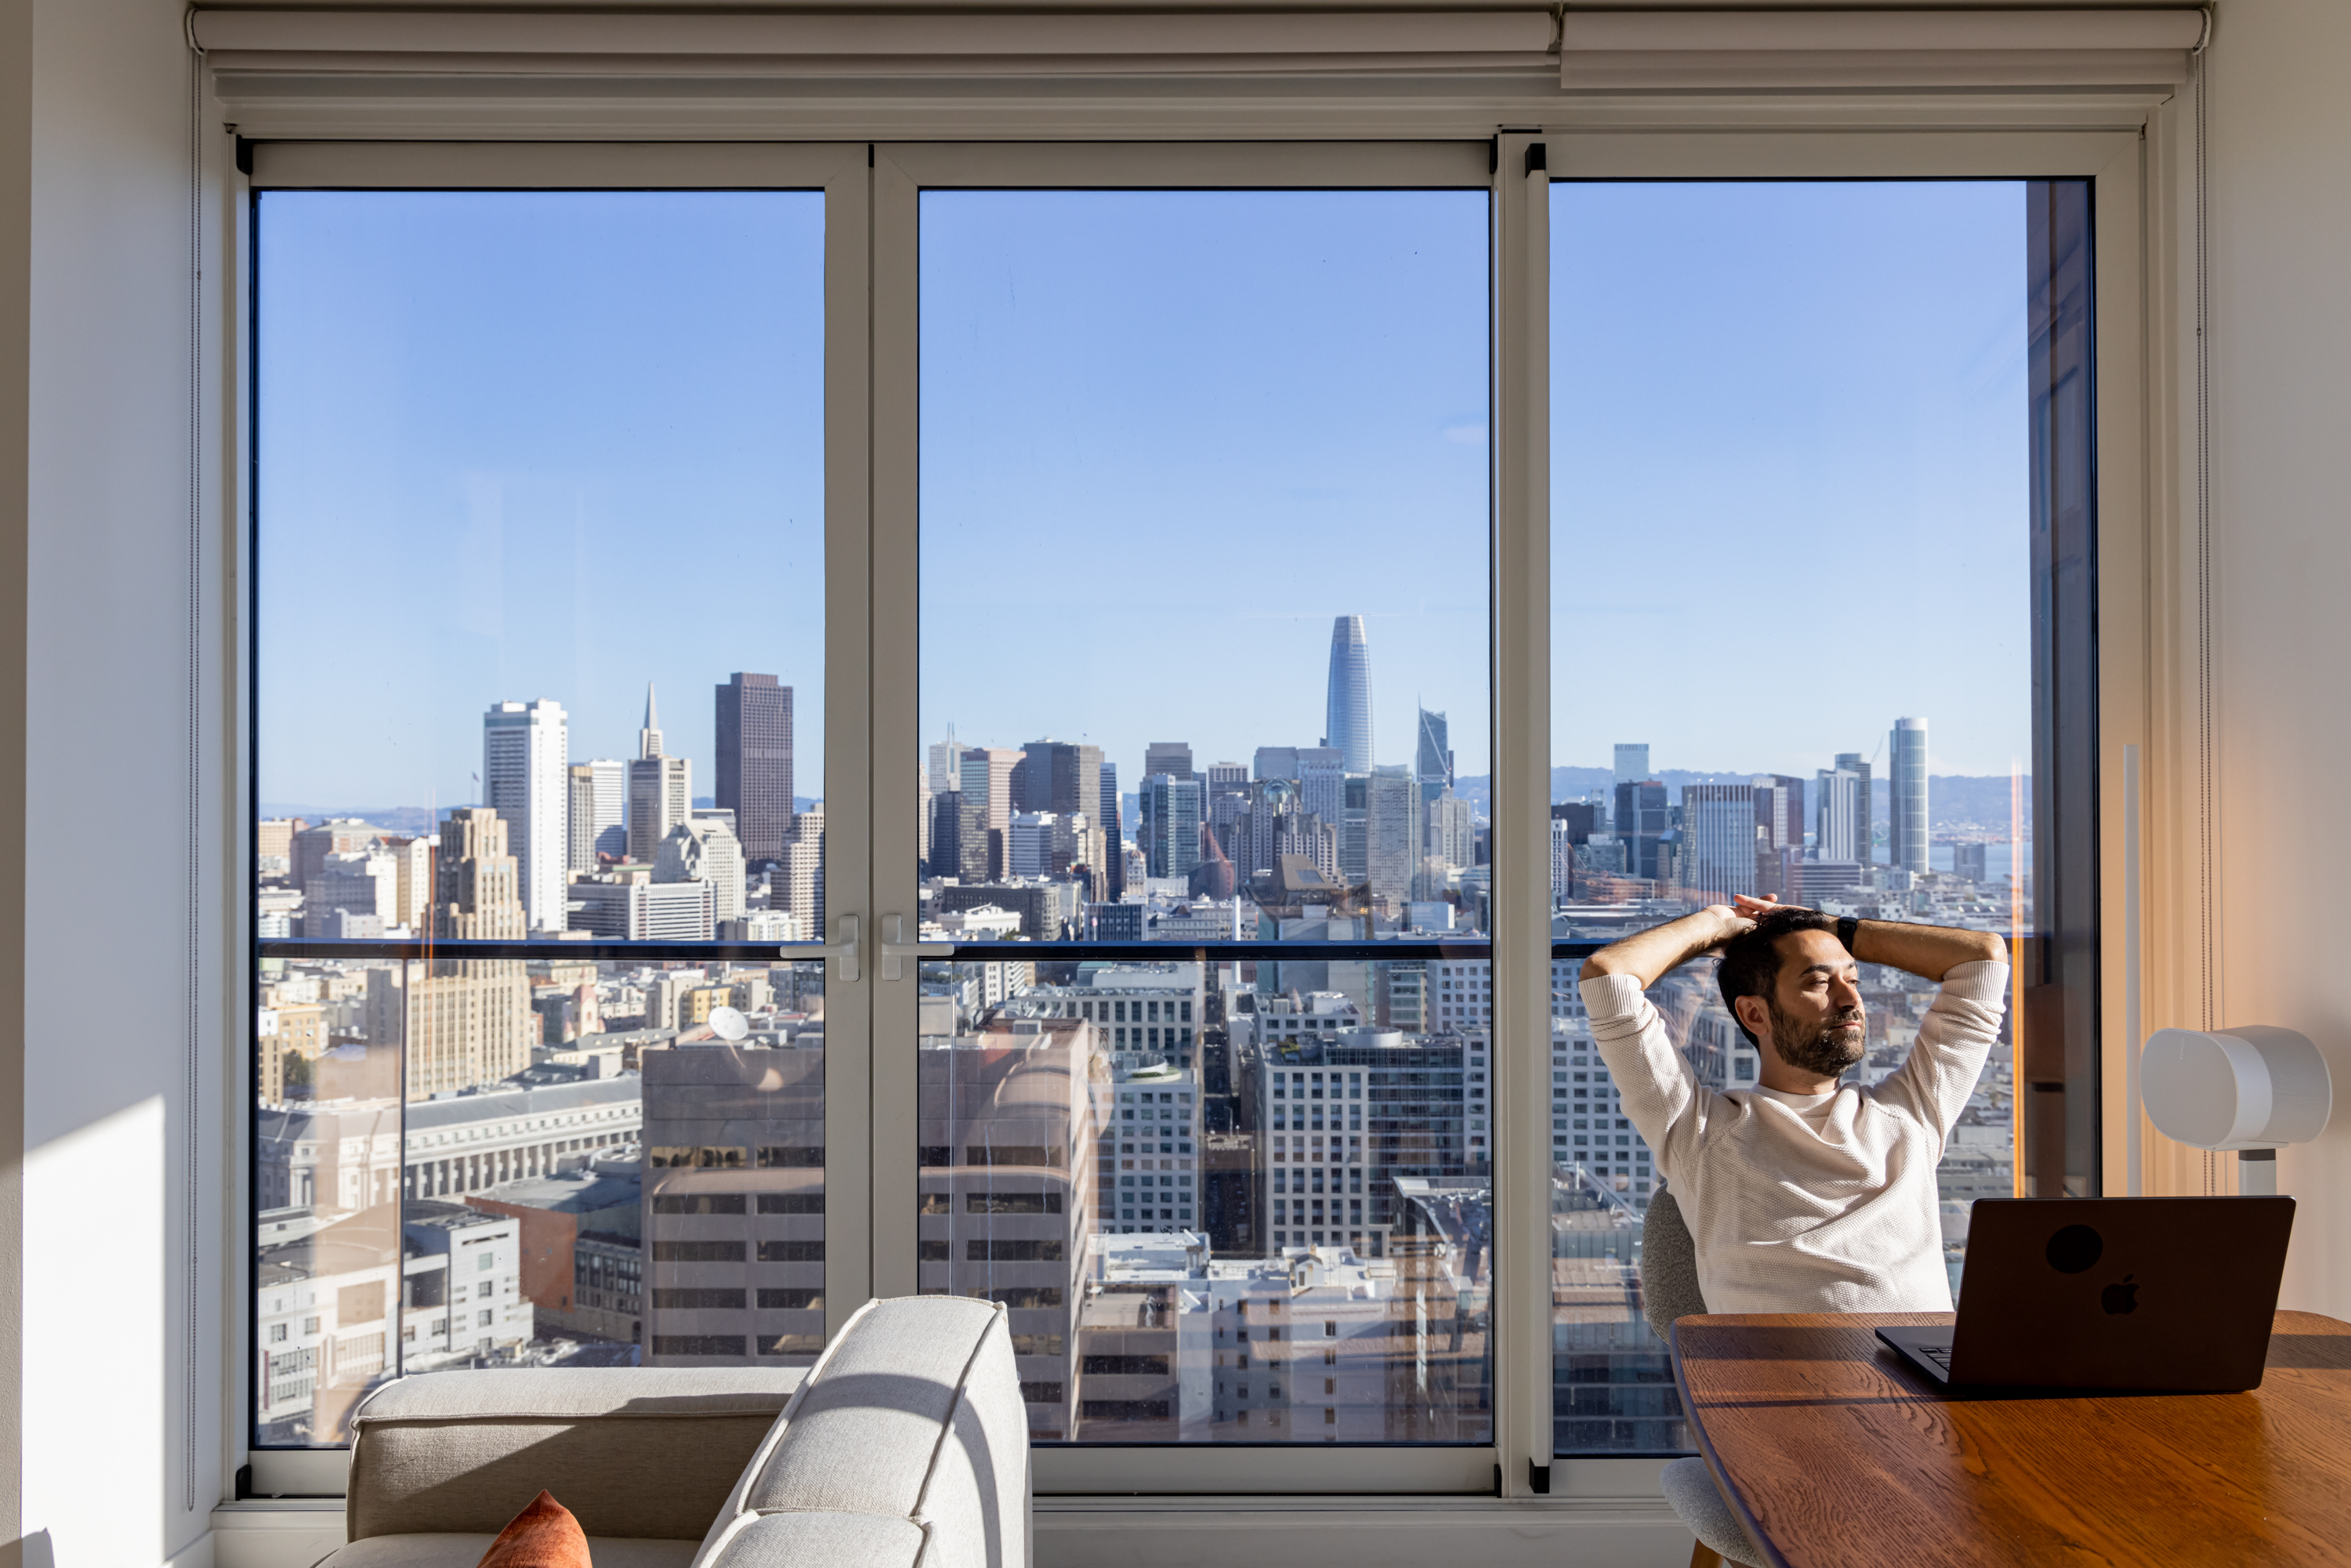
[1769,1002,1866,1078]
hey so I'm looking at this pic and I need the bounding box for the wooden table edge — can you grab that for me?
[1669,1314,1793,1568]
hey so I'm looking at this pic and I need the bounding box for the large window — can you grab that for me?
[252,185,835,1445]
[911,182,1495,1446]
[241,139,2114,1494]
[1545,178,2094,1455]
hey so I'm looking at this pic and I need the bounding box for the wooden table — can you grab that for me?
[1672,1310,2351,1566]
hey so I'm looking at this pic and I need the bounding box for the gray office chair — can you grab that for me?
[1642,1186,1766,1568]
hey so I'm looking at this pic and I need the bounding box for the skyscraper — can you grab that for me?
[1614,779,1669,882]
[1751,774,1805,853]
[715,672,795,864]
[1365,766,1417,904]
[1016,738,1103,827]
[1611,744,1650,835]
[482,698,568,931]
[1835,751,1874,865]
[928,736,969,796]
[1141,774,1204,880]
[957,746,1024,883]
[371,806,534,1100]
[1415,707,1452,797]
[1889,718,1929,873]
[1143,741,1195,783]
[567,765,599,872]
[1098,763,1124,899]
[1815,765,1863,861]
[629,684,692,864]
[1324,616,1374,773]
[572,759,624,864]
[1682,783,1758,900]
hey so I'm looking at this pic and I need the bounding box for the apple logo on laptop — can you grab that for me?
[2103,1275,2139,1315]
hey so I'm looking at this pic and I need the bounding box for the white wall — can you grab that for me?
[2204,0,2351,1320]
[2,0,2351,1561]
[13,0,225,1562]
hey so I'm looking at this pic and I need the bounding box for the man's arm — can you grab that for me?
[1847,916,2008,983]
[1579,904,1751,988]
[1578,905,1749,1182]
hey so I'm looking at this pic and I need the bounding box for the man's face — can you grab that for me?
[1760,929,1867,1078]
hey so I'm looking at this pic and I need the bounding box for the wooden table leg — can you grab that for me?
[1689,1544,1724,1568]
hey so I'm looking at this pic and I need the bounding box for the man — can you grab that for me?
[1579,895,2009,1313]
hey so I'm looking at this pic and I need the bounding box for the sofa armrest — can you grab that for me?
[348,1367,804,1544]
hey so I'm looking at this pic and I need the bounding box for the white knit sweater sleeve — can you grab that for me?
[1577,973,1715,1177]
[1867,958,2012,1144]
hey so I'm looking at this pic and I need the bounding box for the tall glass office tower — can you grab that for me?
[1324,614,1374,773]
[1890,715,1929,872]
[1415,705,1451,795]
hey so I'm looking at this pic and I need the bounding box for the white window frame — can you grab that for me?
[219,110,2160,1516]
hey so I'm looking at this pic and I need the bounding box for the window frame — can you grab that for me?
[224,124,2149,1505]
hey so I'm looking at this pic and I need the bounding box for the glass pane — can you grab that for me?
[252,190,827,1447]
[917,190,1493,1443]
[1549,183,2049,1455]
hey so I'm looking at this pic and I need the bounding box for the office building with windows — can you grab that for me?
[1324,615,1374,773]
[715,672,795,864]
[1890,716,1930,873]
[636,1034,827,1368]
[481,698,570,931]
[1140,773,1204,881]
[627,686,694,865]
[1141,741,1195,782]
[1680,783,1759,900]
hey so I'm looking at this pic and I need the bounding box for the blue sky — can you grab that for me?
[256,190,827,812]
[1552,181,2030,780]
[258,180,2032,813]
[918,190,1492,788]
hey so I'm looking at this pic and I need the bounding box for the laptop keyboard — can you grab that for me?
[1915,1341,1955,1374]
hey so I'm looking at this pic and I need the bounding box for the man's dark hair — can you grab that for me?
[1716,907,1839,1048]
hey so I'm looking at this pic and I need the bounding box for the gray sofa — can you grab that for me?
[323,1295,1032,1568]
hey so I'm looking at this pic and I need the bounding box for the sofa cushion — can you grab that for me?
[348,1368,805,1543]
[320,1534,701,1568]
[697,1513,926,1568]
[696,1298,1029,1568]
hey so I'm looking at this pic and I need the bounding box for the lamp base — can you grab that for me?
[2240,1147,2278,1196]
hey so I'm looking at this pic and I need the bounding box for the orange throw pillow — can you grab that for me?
[475,1490,592,1568]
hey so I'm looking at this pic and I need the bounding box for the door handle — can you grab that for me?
[879,914,953,982]
[816,914,861,984]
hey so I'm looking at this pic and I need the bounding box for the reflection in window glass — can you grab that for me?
[1549,183,2047,1454]
[917,190,1493,1443]
[252,190,826,1446]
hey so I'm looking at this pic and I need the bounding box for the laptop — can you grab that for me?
[1876,1196,2295,1392]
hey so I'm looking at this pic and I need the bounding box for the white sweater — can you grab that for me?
[1580,960,2010,1315]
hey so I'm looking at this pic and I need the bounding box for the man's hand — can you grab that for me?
[1726,892,2008,983]
[1580,902,1754,990]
